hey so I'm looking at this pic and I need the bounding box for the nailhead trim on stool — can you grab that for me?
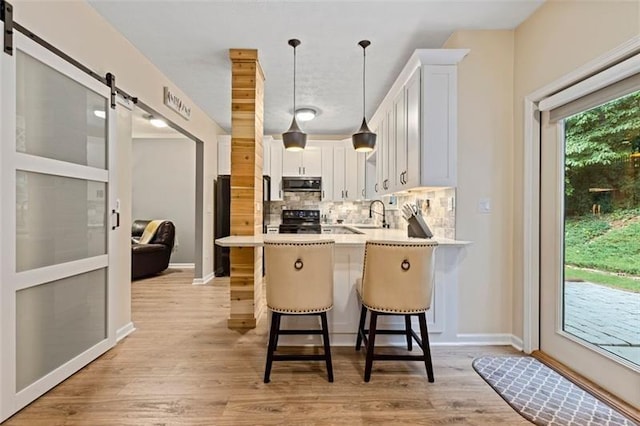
[355,240,438,382]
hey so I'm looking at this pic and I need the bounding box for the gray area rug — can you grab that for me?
[472,356,637,426]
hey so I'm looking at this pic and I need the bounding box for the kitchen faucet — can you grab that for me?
[369,200,389,229]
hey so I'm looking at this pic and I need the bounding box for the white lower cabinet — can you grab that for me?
[278,245,464,346]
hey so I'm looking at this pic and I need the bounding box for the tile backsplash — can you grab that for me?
[268,187,456,239]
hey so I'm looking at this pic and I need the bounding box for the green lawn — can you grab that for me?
[564,208,640,290]
[565,266,640,293]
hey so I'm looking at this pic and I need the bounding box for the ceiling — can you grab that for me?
[89,0,544,136]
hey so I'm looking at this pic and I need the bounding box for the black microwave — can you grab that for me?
[282,177,322,192]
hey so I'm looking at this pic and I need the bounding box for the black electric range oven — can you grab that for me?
[278,209,321,234]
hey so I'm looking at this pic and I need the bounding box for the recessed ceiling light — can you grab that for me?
[93,110,106,119]
[295,108,316,122]
[149,117,168,128]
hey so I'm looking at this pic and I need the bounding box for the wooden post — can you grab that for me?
[228,49,265,329]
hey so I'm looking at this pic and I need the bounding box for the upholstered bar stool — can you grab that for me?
[355,240,438,382]
[263,240,335,383]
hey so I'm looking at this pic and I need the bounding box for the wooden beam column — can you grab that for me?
[228,49,265,329]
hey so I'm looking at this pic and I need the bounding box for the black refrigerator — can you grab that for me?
[214,175,270,277]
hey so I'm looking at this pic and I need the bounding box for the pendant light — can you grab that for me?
[282,39,307,151]
[352,40,376,152]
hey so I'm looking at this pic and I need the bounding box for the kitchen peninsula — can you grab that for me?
[216,227,470,346]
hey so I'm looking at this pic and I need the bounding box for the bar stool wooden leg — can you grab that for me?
[364,311,378,383]
[418,312,434,382]
[404,315,413,351]
[355,305,367,351]
[320,312,334,383]
[264,311,281,383]
[273,312,282,351]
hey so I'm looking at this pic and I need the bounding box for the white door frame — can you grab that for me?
[0,31,118,421]
[522,35,640,354]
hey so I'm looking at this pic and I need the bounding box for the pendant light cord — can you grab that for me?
[293,44,297,114]
[362,45,366,118]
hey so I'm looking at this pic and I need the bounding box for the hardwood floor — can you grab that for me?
[4,269,528,425]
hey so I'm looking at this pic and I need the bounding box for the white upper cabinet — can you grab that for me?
[217,135,231,175]
[393,89,407,191]
[269,140,283,201]
[263,135,272,176]
[217,134,273,177]
[344,140,366,200]
[282,145,322,176]
[321,145,334,201]
[420,65,458,187]
[333,145,346,200]
[405,69,421,188]
[329,140,368,201]
[369,49,468,192]
[356,151,367,200]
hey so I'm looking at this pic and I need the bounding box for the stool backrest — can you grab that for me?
[265,240,334,313]
[360,241,438,313]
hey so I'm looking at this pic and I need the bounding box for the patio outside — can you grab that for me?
[562,89,640,366]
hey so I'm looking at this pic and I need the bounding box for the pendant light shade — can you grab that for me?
[352,40,376,152]
[282,39,307,151]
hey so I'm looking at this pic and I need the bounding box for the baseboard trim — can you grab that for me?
[533,351,640,423]
[169,263,195,269]
[116,322,136,342]
[280,333,523,347]
[452,333,517,346]
[192,272,214,286]
[511,335,524,351]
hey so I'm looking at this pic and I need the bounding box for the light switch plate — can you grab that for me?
[478,198,491,213]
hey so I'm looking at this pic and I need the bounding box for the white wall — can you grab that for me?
[132,138,195,264]
[443,31,515,337]
[12,0,223,330]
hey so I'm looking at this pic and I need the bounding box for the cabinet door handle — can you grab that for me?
[303,167,306,174]
[345,190,348,198]
[322,190,325,198]
[374,183,378,192]
[362,189,365,197]
[341,190,344,198]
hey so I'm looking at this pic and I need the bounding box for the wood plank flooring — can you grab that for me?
[4,269,528,425]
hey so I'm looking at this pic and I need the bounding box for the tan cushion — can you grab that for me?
[265,240,334,314]
[360,241,438,313]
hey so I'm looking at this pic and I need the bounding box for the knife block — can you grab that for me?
[407,215,433,239]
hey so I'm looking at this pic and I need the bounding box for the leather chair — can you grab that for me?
[355,240,438,382]
[131,220,175,280]
[263,240,335,383]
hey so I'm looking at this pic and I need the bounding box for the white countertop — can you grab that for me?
[216,226,470,247]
